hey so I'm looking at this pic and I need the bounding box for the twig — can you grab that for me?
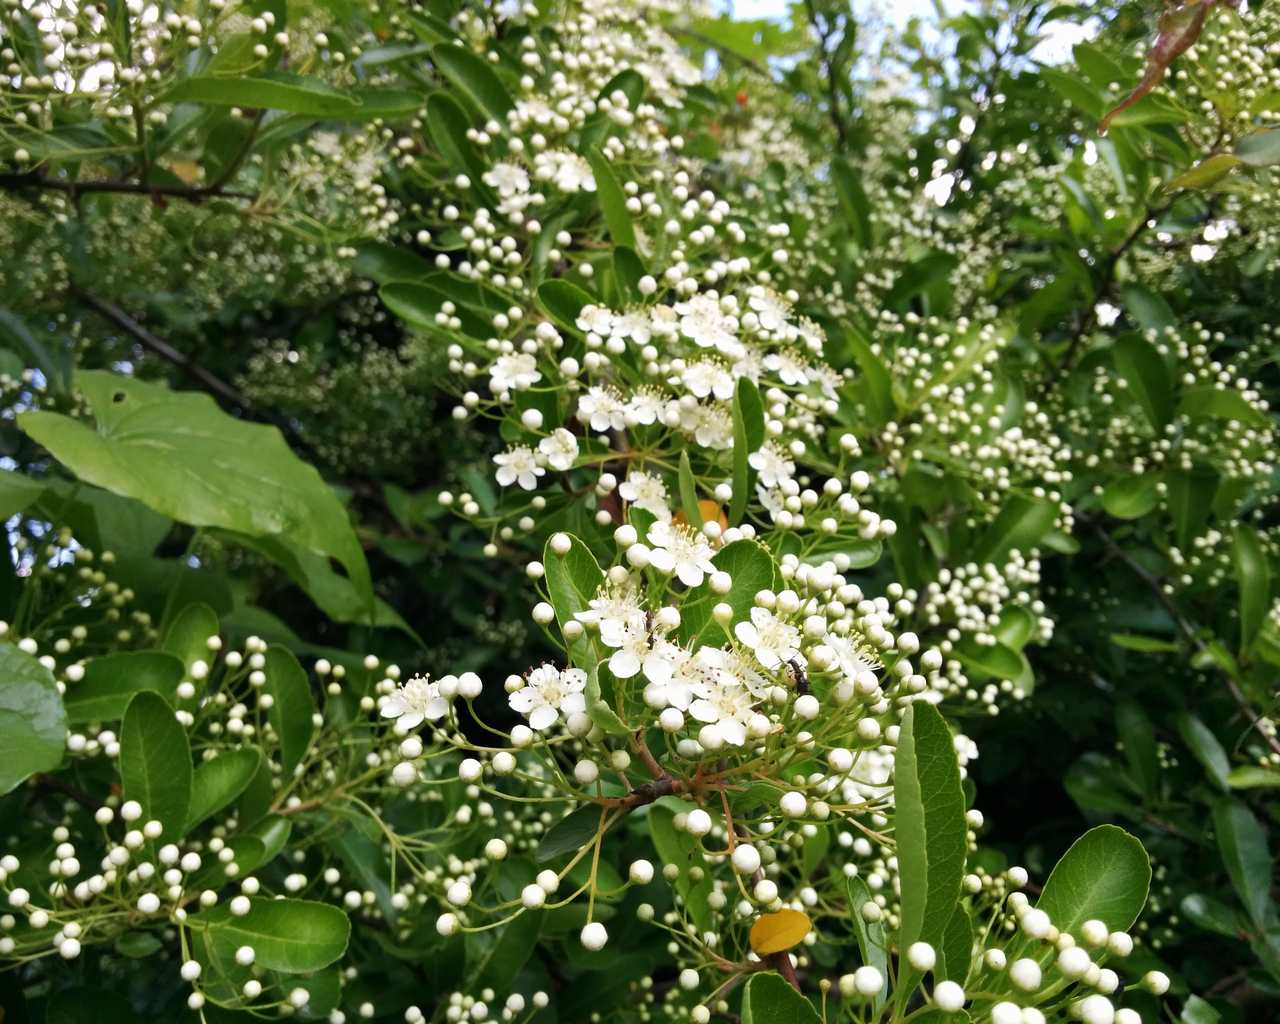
[69,285,250,409]
[1091,520,1280,758]
[802,0,848,150]
[0,172,257,204]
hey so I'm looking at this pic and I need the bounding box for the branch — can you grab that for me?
[1091,520,1280,758]
[69,285,249,409]
[0,171,257,204]
[802,0,848,150]
[1054,197,1176,380]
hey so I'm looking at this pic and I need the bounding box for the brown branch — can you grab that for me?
[0,171,257,204]
[1091,520,1280,758]
[69,285,250,409]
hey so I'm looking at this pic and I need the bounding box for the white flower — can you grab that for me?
[619,471,672,520]
[490,353,541,395]
[604,622,678,689]
[508,665,587,731]
[734,607,802,670]
[718,648,772,698]
[825,633,879,682]
[577,304,615,336]
[646,645,717,712]
[647,520,717,588]
[625,388,666,427]
[748,287,792,332]
[483,161,530,197]
[538,428,579,471]
[688,678,755,746]
[574,582,646,637]
[380,675,449,730]
[494,446,545,490]
[610,310,652,346]
[680,403,734,450]
[757,484,785,522]
[534,150,596,192]
[762,350,810,387]
[682,360,735,401]
[577,386,628,433]
[748,443,795,489]
[674,293,743,357]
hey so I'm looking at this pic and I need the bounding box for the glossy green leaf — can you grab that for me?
[832,158,872,248]
[120,691,192,840]
[19,371,372,616]
[63,651,184,723]
[0,646,66,793]
[1231,524,1270,650]
[162,602,220,675]
[1037,825,1150,935]
[263,647,314,774]
[1165,153,1242,191]
[200,897,350,973]
[543,531,605,671]
[1101,475,1161,519]
[1115,700,1158,798]
[971,496,1057,564]
[186,749,261,831]
[846,874,888,1007]
[1167,466,1218,550]
[1175,712,1230,791]
[1212,799,1271,929]
[1112,334,1173,431]
[895,701,966,986]
[585,147,636,249]
[677,451,703,530]
[538,279,596,332]
[938,904,974,983]
[1226,766,1280,790]
[538,804,603,863]
[740,971,820,1024]
[1235,128,1280,167]
[677,540,777,647]
[164,74,360,116]
[431,44,513,121]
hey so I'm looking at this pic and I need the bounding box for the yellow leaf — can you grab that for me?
[749,909,811,955]
[673,500,728,532]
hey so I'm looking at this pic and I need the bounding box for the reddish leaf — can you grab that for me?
[1100,1,1236,134]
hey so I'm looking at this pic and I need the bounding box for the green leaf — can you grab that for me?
[1180,995,1222,1024]
[1110,633,1180,653]
[648,796,713,931]
[543,532,605,671]
[1036,824,1150,935]
[1100,475,1161,519]
[354,242,433,285]
[1180,892,1245,938]
[1231,525,1270,651]
[120,691,192,840]
[200,897,350,973]
[938,905,974,983]
[538,279,595,332]
[1164,153,1242,191]
[585,147,636,249]
[971,496,1057,563]
[730,378,765,526]
[470,907,543,992]
[832,159,872,248]
[1212,799,1271,929]
[63,651,184,723]
[1119,284,1176,332]
[894,702,966,981]
[846,875,888,1007]
[426,92,492,193]
[186,749,261,831]
[263,647,314,775]
[1179,386,1270,428]
[952,638,1022,681]
[537,804,603,863]
[677,540,777,648]
[1226,766,1280,790]
[677,451,703,530]
[0,646,66,794]
[1175,712,1230,791]
[18,371,372,616]
[1115,700,1158,798]
[740,971,820,1024]
[1235,127,1280,167]
[164,74,361,116]
[431,44,513,121]
[840,328,895,426]
[1166,466,1218,549]
[162,603,220,675]
[1112,334,1173,431]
